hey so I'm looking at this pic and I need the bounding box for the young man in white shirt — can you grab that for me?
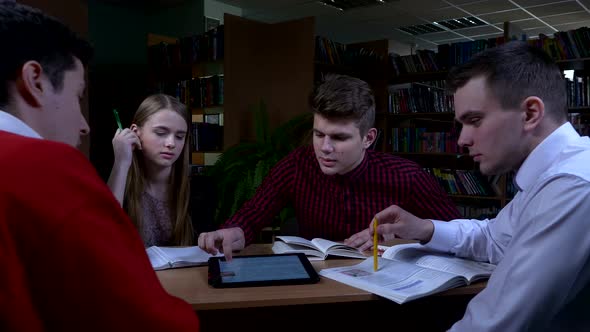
[347,41,590,331]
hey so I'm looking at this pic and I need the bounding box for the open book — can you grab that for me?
[319,243,495,304]
[271,235,369,260]
[146,246,222,271]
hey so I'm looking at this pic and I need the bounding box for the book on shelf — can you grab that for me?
[146,246,222,271]
[319,243,495,304]
[272,236,369,260]
[191,122,223,151]
[424,168,496,197]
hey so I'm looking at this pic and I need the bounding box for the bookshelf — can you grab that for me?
[382,26,590,218]
[556,44,590,136]
[315,37,389,110]
[315,37,391,152]
[147,30,224,169]
[385,73,510,217]
[148,14,316,172]
[533,30,590,136]
[313,36,502,218]
[384,37,504,217]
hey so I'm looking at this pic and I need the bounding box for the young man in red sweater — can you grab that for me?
[0,3,199,330]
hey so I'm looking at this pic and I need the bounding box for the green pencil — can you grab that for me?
[113,109,122,130]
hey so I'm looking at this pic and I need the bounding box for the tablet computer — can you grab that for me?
[208,253,320,288]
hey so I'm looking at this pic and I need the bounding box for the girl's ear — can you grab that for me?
[130,124,139,135]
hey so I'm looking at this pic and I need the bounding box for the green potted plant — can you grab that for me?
[206,100,312,229]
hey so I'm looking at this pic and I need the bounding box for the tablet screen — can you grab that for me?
[208,253,319,288]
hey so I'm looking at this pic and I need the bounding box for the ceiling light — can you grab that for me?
[318,0,396,11]
[398,16,485,35]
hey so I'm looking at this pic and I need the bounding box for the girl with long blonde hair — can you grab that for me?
[108,94,193,246]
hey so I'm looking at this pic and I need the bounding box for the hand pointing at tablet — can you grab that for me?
[198,227,245,261]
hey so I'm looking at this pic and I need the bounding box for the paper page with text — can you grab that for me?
[311,238,368,258]
[319,257,465,304]
[147,246,170,270]
[271,241,326,260]
[274,236,367,259]
[311,238,366,258]
[310,238,342,252]
[146,246,221,270]
[275,236,317,250]
[164,246,215,266]
[383,244,495,282]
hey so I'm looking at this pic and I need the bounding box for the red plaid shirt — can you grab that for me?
[223,146,460,244]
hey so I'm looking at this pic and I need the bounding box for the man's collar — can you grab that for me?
[0,110,42,139]
[515,122,578,192]
[336,150,370,181]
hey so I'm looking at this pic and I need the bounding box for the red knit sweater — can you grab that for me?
[0,131,199,331]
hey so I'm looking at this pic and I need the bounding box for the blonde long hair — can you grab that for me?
[124,94,193,245]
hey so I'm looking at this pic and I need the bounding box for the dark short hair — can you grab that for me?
[309,73,375,136]
[0,2,93,107]
[446,41,567,121]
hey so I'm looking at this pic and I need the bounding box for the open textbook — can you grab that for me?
[146,246,222,271]
[319,243,495,304]
[271,236,369,260]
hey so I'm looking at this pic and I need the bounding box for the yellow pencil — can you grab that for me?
[373,217,378,271]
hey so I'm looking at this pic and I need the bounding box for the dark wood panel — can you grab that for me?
[224,14,315,148]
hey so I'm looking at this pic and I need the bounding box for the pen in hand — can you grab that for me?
[113,109,122,130]
[373,217,378,272]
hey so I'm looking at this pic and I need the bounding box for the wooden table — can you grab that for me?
[156,243,486,331]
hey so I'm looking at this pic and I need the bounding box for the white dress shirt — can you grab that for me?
[426,122,590,331]
[0,109,42,138]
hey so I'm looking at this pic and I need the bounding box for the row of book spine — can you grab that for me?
[392,127,460,154]
[190,121,223,152]
[388,81,454,114]
[314,36,384,66]
[390,49,440,75]
[178,25,224,63]
[390,26,590,76]
[569,113,590,136]
[456,204,500,219]
[424,168,497,197]
[567,74,590,108]
[175,74,224,109]
[315,36,346,65]
[390,36,506,75]
[531,27,590,60]
[148,25,224,68]
[391,119,589,153]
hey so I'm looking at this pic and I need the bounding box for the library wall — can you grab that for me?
[265,17,315,141]
[223,14,266,148]
[147,1,204,39]
[224,14,315,147]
